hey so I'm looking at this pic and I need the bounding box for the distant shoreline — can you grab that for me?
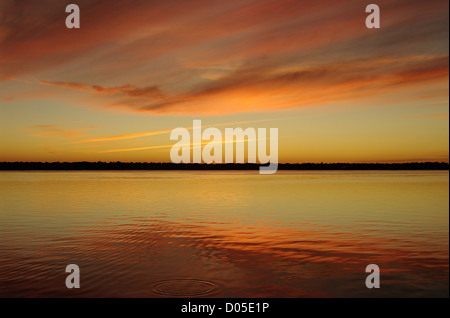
[0,162,448,171]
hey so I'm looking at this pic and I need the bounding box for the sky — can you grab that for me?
[0,0,448,163]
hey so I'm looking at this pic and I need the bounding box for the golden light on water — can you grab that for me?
[0,171,448,297]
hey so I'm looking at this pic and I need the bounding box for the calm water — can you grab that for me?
[0,171,448,298]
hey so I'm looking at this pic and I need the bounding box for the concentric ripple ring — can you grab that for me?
[152,279,218,297]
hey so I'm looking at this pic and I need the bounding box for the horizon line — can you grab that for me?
[1,161,449,164]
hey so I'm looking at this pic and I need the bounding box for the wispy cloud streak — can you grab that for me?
[77,119,275,143]
[0,0,447,115]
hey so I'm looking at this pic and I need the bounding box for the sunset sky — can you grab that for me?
[0,0,448,163]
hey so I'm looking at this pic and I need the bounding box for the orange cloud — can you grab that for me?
[27,125,96,139]
[40,80,164,99]
[77,119,274,143]
[131,54,449,115]
[0,74,16,81]
[99,135,268,153]
[77,129,176,143]
[1,0,448,116]
[32,53,448,116]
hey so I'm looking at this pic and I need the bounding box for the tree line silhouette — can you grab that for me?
[0,162,448,170]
